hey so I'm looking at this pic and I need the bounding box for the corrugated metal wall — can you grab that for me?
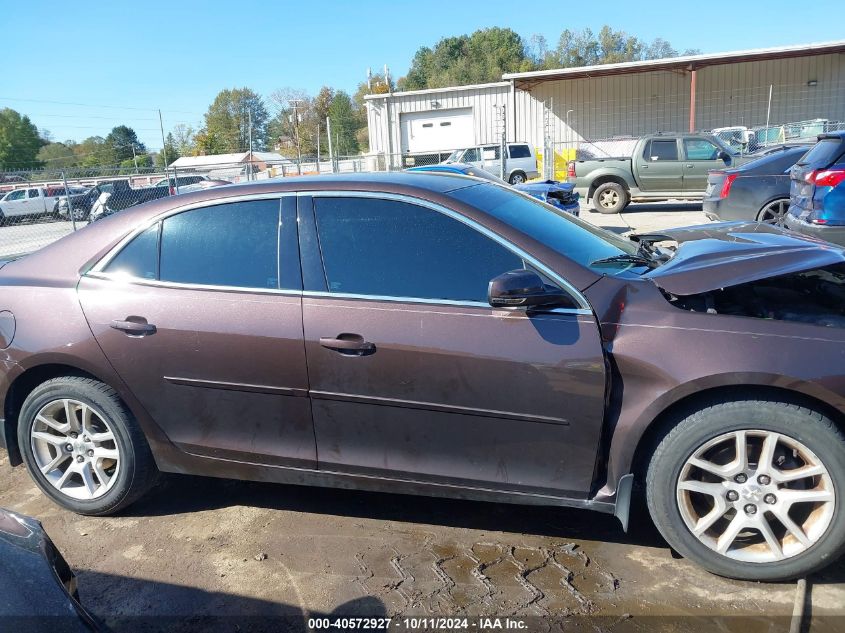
[366,83,510,155]
[368,52,845,155]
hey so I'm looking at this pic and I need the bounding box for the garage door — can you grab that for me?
[400,108,474,154]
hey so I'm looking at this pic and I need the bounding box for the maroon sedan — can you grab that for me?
[1,172,845,581]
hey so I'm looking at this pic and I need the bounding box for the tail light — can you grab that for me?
[720,173,738,199]
[567,161,576,178]
[811,168,845,187]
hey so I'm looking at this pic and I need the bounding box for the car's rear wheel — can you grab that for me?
[646,398,845,581]
[593,181,628,214]
[758,199,789,224]
[17,377,158,515]
[509,171,527,185]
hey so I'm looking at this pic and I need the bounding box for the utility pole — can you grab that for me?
[131,144,139,174]
[248,109,253,182]
[326,116,335,173]
[158,110,171,194]
[316,121,321,174]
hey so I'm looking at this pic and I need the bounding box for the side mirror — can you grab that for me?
[718,150,731,162]
[487,269,575,309]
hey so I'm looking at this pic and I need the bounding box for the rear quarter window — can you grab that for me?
[508,145,532,159]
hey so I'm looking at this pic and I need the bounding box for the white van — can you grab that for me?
[444,142,539,184]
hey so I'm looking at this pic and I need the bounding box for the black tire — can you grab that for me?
[592,181,628,214]
[646,398,845,581]
[17,376,158,515]
[508,171,527,185]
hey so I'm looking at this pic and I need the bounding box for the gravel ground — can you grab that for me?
[2,202,845,632]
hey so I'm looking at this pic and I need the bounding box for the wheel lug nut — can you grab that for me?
[70,432,78,439]
[75,455,84,463]
[726,490,739,501]
[744,504,757,515]
[734,474,747,483]
[758,475,771,485]
[65,444,73,452]
[764,494,777,505]
[87,449,94,457]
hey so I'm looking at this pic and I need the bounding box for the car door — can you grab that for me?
[461,147,482,168]
[25,188,43,216]
[682,137,727,192]
[1,189,26,217]
[480,145,502,176]
[299,192,606,498]
[635,138,683,191]
[77,196,316,468]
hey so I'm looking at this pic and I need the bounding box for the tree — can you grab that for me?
[104,125,146,165]
[398,28,530,90]
[37,142,77,169]
[327,90,359,156]
[0,108,43,169]
[198,88,269,154]
[170,124,196,156]
[75,136,110,168]
[156,133,180,167]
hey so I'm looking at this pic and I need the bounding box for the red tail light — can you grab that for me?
[567,161,576,178]
[812,168,845,187]
[720,173,738,199]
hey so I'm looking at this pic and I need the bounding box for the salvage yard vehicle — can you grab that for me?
[444,142,539,184]
[3,173,845,582]
[784,131,845,245]
[568,133,750,213]
[406,163,580,215]
[703,145,810,224]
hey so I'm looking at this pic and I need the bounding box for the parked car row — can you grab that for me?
[0,186,86,223]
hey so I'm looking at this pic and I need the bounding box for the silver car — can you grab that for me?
[445,142,539,184]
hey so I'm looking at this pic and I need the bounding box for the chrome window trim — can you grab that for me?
[86,189,592,313]
[88,192,295,275]
[304,190,592,311]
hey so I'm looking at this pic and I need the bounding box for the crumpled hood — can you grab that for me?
[633,221,845,295]
[514,180,576,195]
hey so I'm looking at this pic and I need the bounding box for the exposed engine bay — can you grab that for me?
[663,263,845,328]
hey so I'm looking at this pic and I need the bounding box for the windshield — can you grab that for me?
[451,183,641,275]
[444,150,462,163]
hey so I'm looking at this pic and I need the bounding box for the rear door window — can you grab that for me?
[644,140,679,161]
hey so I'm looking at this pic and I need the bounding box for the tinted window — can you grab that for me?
[103,224,159,280]
[451,184,639,274]
[683,138,720,160]
[159,200,280,289]
[314,197,523,303]
[798,138,845,167]
[509,144,532,159]
[5,190,24,201]
[645,140,678,161]
[28,189,39,198]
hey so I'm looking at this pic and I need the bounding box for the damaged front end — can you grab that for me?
[664,263,845,328]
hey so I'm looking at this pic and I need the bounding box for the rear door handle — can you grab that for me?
[319,333,375,354]
[685,164,694,168]
[110,318,156,336]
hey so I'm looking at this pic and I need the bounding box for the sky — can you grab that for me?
[4,0,844,150]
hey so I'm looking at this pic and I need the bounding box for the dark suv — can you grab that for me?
[783,132,845,244]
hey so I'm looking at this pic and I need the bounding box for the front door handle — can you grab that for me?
[319,333,375,354]
[110,318,156,336]
[685,164,694,168]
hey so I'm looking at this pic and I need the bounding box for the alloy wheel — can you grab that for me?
[759,200,789,225]
[599,190,619,208]
[30,399,121,500]
[676,429,834,563]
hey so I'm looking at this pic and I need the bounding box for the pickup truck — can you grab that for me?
[0,186,84,222]
[568,133,750,213]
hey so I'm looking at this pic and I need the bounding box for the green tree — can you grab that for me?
[198,88,269,154]
[327,90,359,156]
[156,133,180,167]
[103,125,146,165]
[37,142,77,168]
[0,108,43,169]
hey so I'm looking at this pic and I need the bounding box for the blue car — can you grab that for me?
[406,163,580,216]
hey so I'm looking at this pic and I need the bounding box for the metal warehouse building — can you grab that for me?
[366,40,845,168]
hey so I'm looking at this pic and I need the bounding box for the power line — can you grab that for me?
[0,96,203,115]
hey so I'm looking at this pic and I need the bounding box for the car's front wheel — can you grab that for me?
[646,398,845,580]
[509,171,527,184]
[17,376,158,515]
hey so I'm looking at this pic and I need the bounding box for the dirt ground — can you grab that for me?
[2,203,844,632]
